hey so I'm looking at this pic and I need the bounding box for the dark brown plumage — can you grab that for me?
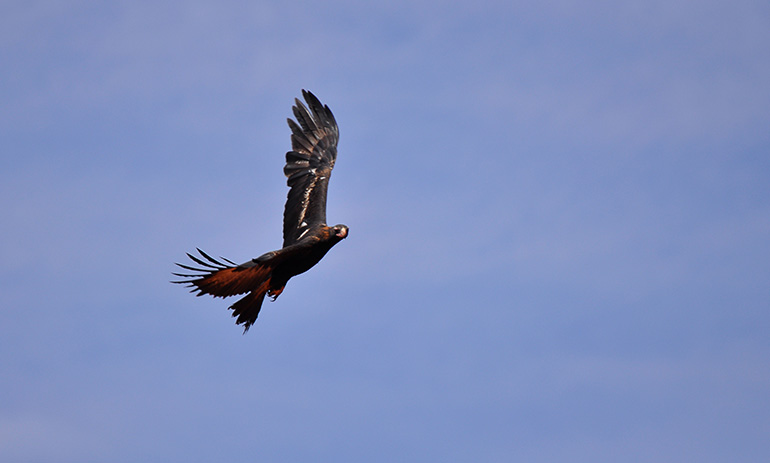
[173,90,348,333]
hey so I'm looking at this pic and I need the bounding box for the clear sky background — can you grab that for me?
[2,1,769,462]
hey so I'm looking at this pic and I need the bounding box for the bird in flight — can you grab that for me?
[173,90,348,333]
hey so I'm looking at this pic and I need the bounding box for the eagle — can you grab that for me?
[173,90,348,333]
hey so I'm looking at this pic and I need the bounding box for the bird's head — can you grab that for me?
[332,224,349,240]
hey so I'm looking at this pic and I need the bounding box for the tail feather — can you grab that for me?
[229,280,271,333]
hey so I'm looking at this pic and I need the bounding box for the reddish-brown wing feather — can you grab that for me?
[172,249,271,298]
[172,249,278,332]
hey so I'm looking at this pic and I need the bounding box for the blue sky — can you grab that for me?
[1,1,769,461]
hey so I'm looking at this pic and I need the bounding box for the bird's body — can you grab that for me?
[173,91,347,332]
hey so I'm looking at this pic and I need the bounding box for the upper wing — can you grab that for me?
[282,90,339,247]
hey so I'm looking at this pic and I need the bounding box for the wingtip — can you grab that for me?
[301,89,321,107]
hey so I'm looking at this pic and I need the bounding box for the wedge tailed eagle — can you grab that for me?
[173,90,348,333]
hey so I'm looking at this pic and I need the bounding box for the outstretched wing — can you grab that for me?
[282,90,339,247]
[171,248,271,298]
[172,249,277,332]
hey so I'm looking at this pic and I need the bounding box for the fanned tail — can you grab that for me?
[229,281,271,333]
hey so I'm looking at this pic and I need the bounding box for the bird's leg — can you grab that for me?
[268,286,285,301]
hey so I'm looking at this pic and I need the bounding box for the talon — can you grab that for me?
[268,286,285,301]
